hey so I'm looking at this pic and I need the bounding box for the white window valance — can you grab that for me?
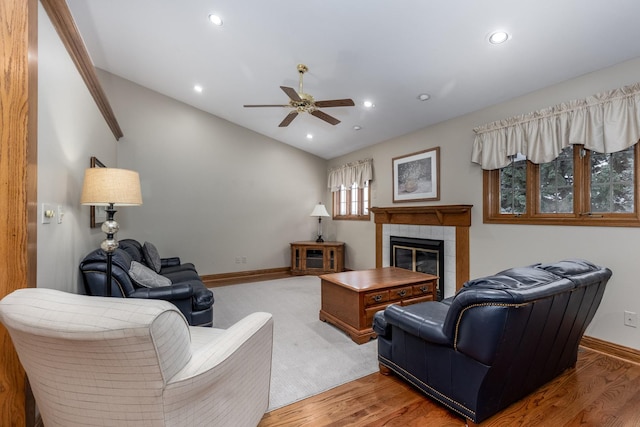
[328,158,373,192]
[471,82,640,170]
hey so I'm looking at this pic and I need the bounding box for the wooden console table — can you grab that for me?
[319,267,437,344]
[290,241,345,275]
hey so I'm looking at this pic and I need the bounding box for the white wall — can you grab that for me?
[97,71,327,275]
[37,3,118,293]
[36,2,640,349]
[329,57,640,350]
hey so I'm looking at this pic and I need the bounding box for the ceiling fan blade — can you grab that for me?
[280,86,302,102]
[244,104,290,107]
[314,98,355,108]
[310,110,340,125]
[279,111,298,127]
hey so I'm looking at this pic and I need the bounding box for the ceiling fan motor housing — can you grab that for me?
[292,93,316,113]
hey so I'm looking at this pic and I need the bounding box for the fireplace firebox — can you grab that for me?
[390,236,444,301]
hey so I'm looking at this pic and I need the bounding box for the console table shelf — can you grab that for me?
[290,241,345,275]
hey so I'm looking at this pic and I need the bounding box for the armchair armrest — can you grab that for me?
[164,312,274,421]
[384,302,453,346]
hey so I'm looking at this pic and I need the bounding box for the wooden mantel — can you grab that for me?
[371,205,472,227]
[371,205,472,291]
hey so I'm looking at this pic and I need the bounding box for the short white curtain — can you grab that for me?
[328,158,373,192]
[471,82,640,170]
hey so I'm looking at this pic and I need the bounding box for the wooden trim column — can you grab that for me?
[371,205,472,291]
[0,0,38,425]
[40,0,123,140]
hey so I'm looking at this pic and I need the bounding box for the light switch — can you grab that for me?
[57,205,64,224]
[42,203,55,224]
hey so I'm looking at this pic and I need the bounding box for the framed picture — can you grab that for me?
[392,147,440,202]
[89,156,107,228]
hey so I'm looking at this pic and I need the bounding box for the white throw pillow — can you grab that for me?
[129,261,172,288]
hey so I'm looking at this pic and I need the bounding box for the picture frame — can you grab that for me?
[392,147,440,202]
[89,156,107,228]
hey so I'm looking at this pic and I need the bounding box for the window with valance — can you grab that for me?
[472,83,640,226]
[328,158,373,191]
[328,159,373,220]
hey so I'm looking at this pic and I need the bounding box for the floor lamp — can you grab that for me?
[310,203,330,243]
[81,168,142,297]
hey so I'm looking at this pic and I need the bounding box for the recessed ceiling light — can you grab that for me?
[353,125,362,131]
[306,133,313,140]
[417,93,431,101]
[194,85,203,93]
[488,31,509,44]
[208,14,223,26]
[363,100,375,108]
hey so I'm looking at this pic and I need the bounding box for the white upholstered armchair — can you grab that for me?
[0,288,273,427]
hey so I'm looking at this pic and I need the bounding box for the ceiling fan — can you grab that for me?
[243,64,355,127]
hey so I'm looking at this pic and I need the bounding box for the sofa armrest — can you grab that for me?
[161,257,181,268]
[129,283,194,300]
[384,302,453,346]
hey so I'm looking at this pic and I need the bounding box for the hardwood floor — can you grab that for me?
[259,348,640,426]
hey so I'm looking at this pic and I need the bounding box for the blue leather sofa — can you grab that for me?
[80,239,214,327]
[373,259,612,424]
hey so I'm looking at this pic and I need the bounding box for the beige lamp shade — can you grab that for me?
[310,203,330,217]
[80,168,143,206]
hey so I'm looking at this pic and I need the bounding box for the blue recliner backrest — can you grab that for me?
[440,259,611,367]
[118,239,145,263]
[79,248,137,297]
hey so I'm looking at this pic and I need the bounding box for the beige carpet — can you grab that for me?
[211,275,378,411]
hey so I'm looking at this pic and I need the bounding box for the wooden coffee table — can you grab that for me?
[319,267,438,344]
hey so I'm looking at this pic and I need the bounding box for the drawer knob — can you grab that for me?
[397,290,407,297]
[373,295,383,302]
[420,286,428,293]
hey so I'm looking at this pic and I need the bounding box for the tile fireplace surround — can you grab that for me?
[371,205,472,298]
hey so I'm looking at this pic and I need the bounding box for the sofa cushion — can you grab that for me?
[129,261,172,288]
[118,239,145,263]
[162,269,202,283]
[143,241,162,273]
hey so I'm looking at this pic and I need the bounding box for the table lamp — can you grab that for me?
[310,203,330,242]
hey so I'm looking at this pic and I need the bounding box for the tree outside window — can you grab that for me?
[485,143,639,226]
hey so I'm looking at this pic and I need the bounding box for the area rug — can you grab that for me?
[211,275,378,411]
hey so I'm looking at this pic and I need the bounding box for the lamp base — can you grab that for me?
[316,236,324,243]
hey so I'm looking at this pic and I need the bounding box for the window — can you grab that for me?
[333,181,370,220]
[484,143,640,226]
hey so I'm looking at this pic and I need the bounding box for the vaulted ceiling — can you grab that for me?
[67,0,640,159]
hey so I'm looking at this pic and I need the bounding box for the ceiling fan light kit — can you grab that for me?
[244,64,355,127]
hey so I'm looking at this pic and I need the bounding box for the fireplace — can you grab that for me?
[390,236,444,301]
[371,205,472,297]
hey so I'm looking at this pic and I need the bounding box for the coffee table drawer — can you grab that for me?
[389,286,413,302]
[365,290,389,306]
[365,305,389,328]
[413,282,434,296]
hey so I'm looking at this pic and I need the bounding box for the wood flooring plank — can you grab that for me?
[260,348,640,426]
